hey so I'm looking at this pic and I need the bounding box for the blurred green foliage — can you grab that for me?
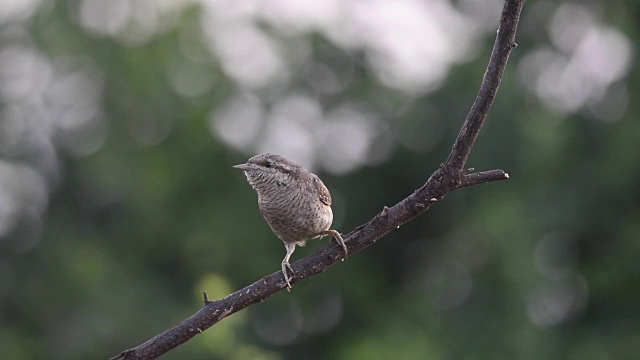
[1,1,639,359]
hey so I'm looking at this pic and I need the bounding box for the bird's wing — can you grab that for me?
[310,175,332,206]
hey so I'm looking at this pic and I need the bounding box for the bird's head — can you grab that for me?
[233,153,299,187]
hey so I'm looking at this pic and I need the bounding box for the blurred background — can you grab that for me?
[1,0,638,359]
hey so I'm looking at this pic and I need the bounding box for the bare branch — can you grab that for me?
[446,0,524,173]
[110,1,525,359]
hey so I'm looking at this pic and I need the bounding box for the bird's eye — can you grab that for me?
[264,159,274,168]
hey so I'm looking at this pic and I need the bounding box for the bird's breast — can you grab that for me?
[256,184,333,243]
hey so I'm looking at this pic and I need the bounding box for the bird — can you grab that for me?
[233,153,348,290]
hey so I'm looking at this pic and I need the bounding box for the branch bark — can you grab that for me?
[111,1,524,359]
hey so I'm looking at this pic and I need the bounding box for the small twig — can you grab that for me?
[110,1,525,359]
[202,292,211,305]
[461,170,509,188]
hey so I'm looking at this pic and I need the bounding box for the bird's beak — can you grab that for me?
[233,163,255,171]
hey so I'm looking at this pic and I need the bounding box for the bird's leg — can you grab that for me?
[324,230,348,259]
[281,242,297,291]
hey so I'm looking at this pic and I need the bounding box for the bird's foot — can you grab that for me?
[325,230,348,259]
[281,261,295,291]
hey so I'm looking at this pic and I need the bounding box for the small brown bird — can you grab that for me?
[234,153,348,290]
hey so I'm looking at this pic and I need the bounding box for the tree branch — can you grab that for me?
[446,0,524,174]
[110,1,524,359]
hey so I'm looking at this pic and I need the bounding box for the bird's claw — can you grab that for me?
[326,230,348,259]
[281,261,295,291]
